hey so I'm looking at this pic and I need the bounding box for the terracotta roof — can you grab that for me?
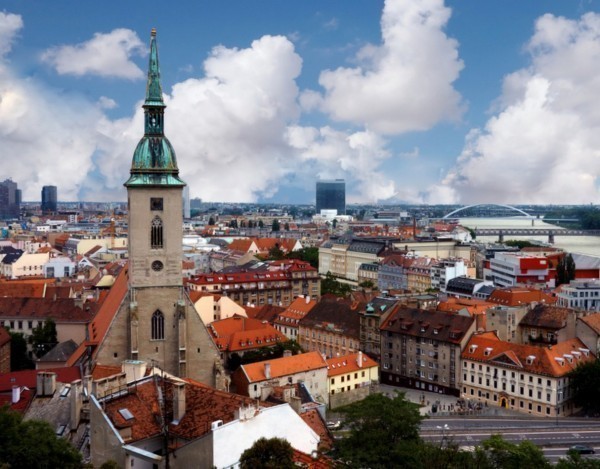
[66,264,128,366]
[251,304,285,323]
[293,449,332,468]
[381,306,474,344]
[241,351,328,383]
[299,408,333,451]
[0,278,55,298]
[520,304,570,329]
[0,388,35,414]
[326,352,378,377]
[437,297,496,316]
[579,313,600,335]
[91,365,122,380]
[0,326,10,347]
[0,297,95,322]
[488,287,556,307]
[300,297,364,340]
[0,366,81,392]
[188,291,223,303]
[209,316,288,353]
[462,333,594,377]
[227,239,255,252]
[102,377,271,442]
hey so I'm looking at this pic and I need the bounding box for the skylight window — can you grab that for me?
[118,408,134,420]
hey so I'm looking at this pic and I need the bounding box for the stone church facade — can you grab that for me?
[95,30,225,389]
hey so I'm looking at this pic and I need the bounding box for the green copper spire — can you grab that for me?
[145,28,165,109]
[125,29,186,188]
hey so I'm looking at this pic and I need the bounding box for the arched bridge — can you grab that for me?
[443,204,532,219]
[474,228,600,243]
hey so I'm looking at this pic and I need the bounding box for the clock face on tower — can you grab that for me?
[150,197,163,211]
[151,260,164,272]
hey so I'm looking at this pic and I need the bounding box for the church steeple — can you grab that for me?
[125,29,185,188]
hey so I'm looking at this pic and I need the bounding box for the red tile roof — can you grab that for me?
[487,287,556,307]
[326,352,378,377]
[462,333,594,377]
[208,316,288,353]
[0,326,10,347]
[66,264,128,366]
[580,313,600,335]
[241,351,327,383]
[0,366,81,392]
[101,377,272,442]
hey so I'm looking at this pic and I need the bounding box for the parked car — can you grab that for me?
[326,420,341,430]
[569,445,595,455]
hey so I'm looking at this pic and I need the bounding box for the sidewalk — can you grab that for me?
[376,384,523,418]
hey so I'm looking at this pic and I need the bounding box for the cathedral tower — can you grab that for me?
[95,30,224,387]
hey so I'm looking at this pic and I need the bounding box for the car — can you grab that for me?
[569,445,595,455]
[326,420,341,430]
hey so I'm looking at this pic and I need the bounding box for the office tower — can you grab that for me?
[316,179,346,215]
[41,185,58,213]
[0,179,20,219]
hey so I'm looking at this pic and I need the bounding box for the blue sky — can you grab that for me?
[2,0,600,205]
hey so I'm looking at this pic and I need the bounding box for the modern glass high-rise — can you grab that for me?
[41,185,58,213]
[0,179,20,219]
[316,179,345,215]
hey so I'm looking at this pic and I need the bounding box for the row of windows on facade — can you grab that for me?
[4,319,41,331]
[330,371,367,385]
[463,386,568,415]
[463,374,570,401]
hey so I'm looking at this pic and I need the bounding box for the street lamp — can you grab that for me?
[436,424,450,448]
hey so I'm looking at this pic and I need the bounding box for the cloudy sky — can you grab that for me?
[2,0,600,205]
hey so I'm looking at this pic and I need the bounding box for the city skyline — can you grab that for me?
[1,1,600,205]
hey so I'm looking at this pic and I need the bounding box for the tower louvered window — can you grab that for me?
[151,216,163,249]
[151,310,165,340]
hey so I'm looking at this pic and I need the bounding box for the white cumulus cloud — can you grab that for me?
[429,12,600,204]
[41,28,145,79]
[309,0,464,134]
[0,12,22,58]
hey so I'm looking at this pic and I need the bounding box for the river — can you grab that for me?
[458,217,600,257]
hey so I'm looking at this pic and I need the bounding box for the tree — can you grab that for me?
[29,319,58,359]
[271,219,280,232]
[208,216,216,226]
[229,219,238,229]
[336,392,424,468]
[286,247,318,268]
[358,280,375,290]
[569,359,600,416]
[320,271,352,297]
[9,332,34,370]
[267,243,285,260]
[240,437,295,469]
[332,218,338,229]
[478,434,550,469]
[284,222,290,231]
[0,406,82,468]
[556,253,576,286]
[258,219,264,228]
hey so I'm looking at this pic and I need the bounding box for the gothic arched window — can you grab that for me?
[151,310,165,340]
[151,216,163,249]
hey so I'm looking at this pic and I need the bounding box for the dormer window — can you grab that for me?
[526,355,536,365]
[484,347,492,356]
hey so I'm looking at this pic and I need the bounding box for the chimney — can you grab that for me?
[357,351,363,368]
[264,362,271,379]
[36,371,57,396]
[70,380,82,431]
[173,382,186,423]
[283,350,292,358]
[12,386,21,404]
